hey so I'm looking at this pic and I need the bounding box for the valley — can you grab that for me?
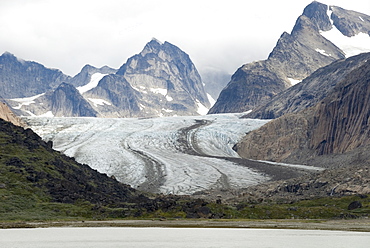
[23,114,322,196]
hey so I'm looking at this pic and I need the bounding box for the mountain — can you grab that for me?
[69,64,117,89]
[94,38,210,117]
[3,39,210,118]
[235,58,370,166]
[83,74,141,117]
[246,52,370,119]
[209,1,370,114]
[0,52,71,98]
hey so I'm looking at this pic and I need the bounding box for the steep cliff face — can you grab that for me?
[83,74,141,117]
[247,53,370,119]
[0,52,70,98]
[47,83,98,117]
[310,62,370,155]
[236,59,370,164]
[209,2,370,114]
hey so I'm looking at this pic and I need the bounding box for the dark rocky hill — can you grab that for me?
[209,1,370,114]
[236,59,370,165]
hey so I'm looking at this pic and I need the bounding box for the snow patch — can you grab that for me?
[320,27,370,57]
[38,111,54,117]
[150,88,167,96]
[327,8,334,25]
[162,108,173,113]
[254,160,325,172]
[77,73,107,94]
[315,48,331,57]
[166,95,173,101]
[151,37,163,45]
[207,93,216,106]
[11,93,45,109]
[287,78,301,86]
[359,16,365,22]
[196,100,209,115]
[88,98,112,107]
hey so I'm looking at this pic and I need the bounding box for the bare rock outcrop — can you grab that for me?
[0,102,24,126]
[236,59,370,164]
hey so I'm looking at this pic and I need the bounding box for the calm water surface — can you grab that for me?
[0,227,369,248]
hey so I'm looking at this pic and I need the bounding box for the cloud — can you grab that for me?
[0,0,369,76]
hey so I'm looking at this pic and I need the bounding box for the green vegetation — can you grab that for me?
[206,194,370,219]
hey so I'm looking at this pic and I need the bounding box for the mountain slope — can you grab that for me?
[236,59,370,165]
[107,38,210,117]
[69,64,117,89]
[0,52,70,98]
[209,1,370,114]
[246,52,370,119]
[83,74,141,117]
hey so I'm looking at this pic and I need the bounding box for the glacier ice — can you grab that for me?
[24,114,271,195]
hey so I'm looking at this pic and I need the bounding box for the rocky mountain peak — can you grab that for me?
[301,1,332,32]
[209,2,369,115]
[111,39,210,117]
[140,38,165,57]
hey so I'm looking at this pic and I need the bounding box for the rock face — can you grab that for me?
[246,53,370,119]
[236,59,370,164]
[0,52,70,98]
[0,102,24,126]
[107,38,210,117]
[209,2,370,114]
[3,39,210,118]
[14,83,98,117]
[84,74,141,117]
[44,83,98,117]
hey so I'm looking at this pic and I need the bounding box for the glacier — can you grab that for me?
[24,113,277,195]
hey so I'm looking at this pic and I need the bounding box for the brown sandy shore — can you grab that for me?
[1,219,370,232]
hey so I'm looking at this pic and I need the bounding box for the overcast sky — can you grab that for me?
[0,0,369,76]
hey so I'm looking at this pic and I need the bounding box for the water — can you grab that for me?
[0,228,369,248]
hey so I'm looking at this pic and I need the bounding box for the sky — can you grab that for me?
[0,0,369,76]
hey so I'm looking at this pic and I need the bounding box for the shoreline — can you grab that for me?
[1,219,370,232]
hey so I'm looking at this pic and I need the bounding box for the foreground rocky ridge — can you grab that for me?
[209,1,370,114]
